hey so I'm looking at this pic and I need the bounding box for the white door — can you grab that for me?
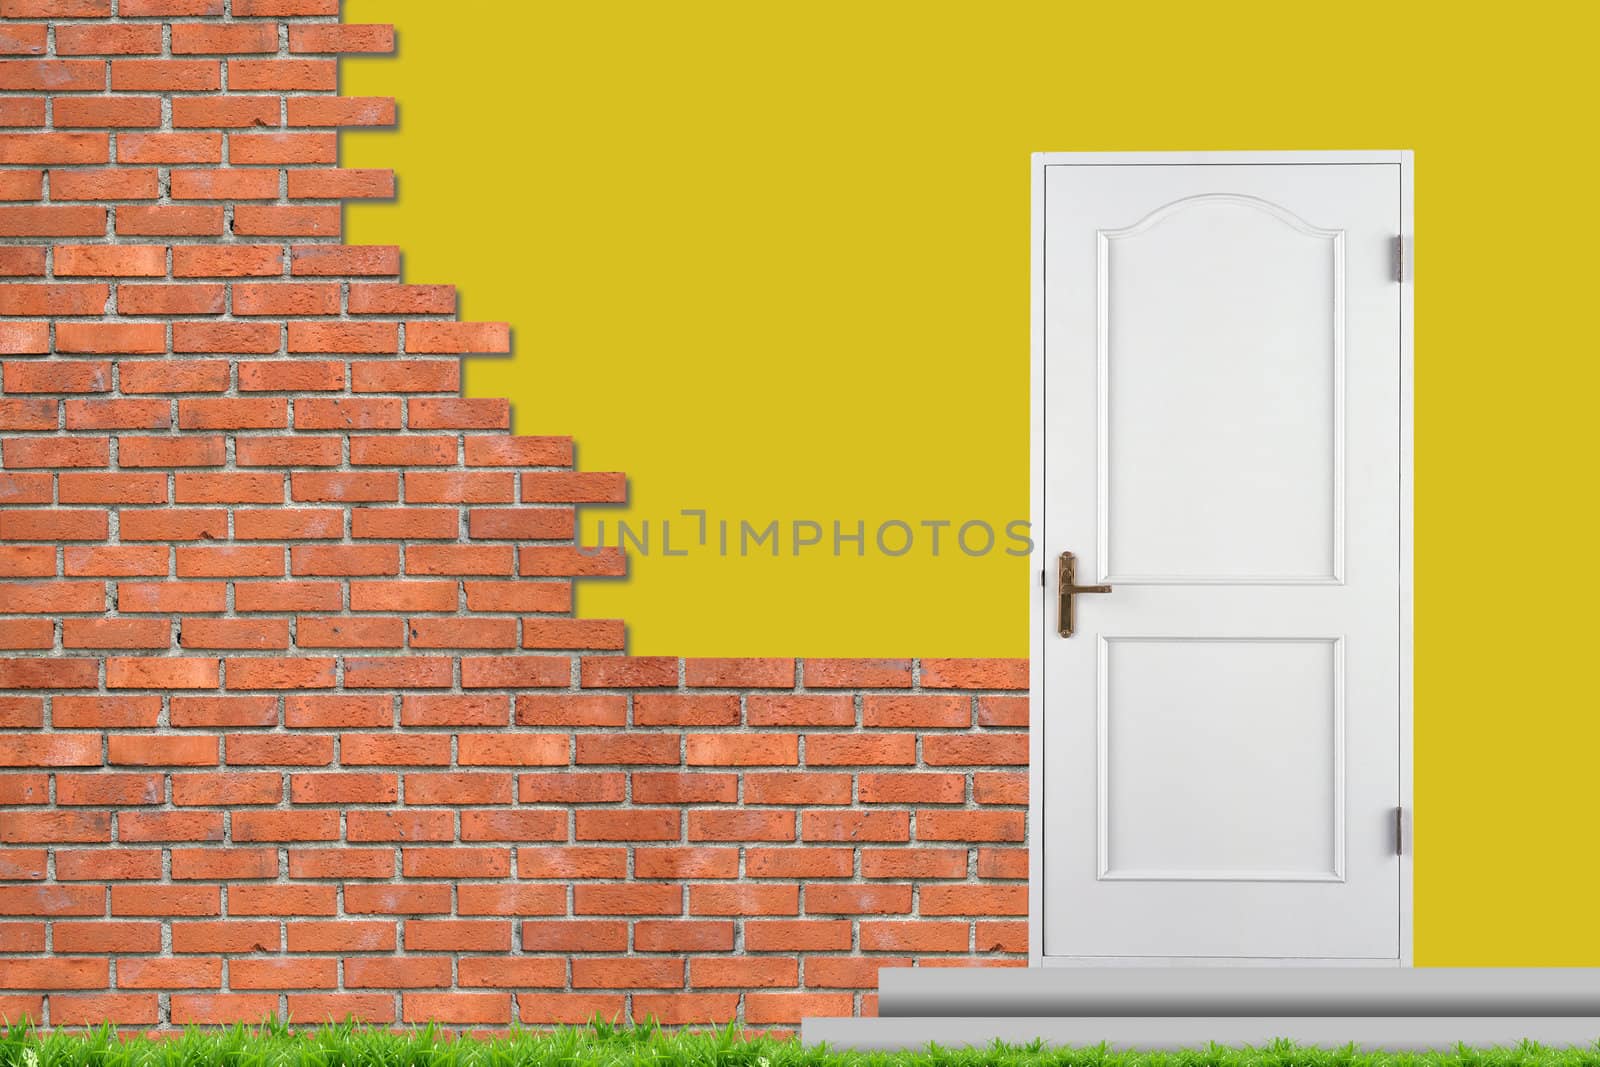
[1031,153,1412,963]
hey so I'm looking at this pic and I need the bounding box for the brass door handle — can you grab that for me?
[1058,551,1111,638]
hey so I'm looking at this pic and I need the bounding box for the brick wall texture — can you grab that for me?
[0,0,1029,1034]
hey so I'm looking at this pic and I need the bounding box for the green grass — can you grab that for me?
[3,1017,1600,1067]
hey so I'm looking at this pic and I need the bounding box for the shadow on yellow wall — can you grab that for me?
[343,1,1600,965]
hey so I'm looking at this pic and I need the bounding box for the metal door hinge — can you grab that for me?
[1394,235,1411,283]
[1040,569,1046,588]
[1394,806,1407,856]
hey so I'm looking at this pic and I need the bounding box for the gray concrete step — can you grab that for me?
[877,967,1600,1017]
[801,1015,1600,1052]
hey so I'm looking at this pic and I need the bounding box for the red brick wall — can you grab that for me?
[0,0,1028,1033]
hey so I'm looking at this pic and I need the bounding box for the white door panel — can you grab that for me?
[1035,158,1408,961]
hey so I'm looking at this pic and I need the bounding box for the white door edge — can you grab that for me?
[1026,150,1414,967]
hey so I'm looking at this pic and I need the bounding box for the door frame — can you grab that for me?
[1027,150,1414,966]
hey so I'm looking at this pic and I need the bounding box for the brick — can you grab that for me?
[343,957,451,988]
[120,362,230,395]
[803,658,913,687]
[859,772,964,804]
[174,320,280,353]
[456,884,565,915]
[292,543,399,576]
[106,733,218,764]
[516,846,625,879]
[287,96,394,127]
[285,920,395,952]
[0,25,46,55]
[0,322,48,353]
[689,811,798,844]
[350,437,457,467]
[349,284,453,315]
[407,544,512,576]
[55,97,161,128]
[0,509,107,541]
[227,884,336,916]
[801,810,911,843]
[231,810,340,843]
[234,580,340,612]
[408,397,507,429]
[225,656,336,689]
[401,993,510,1025]
[400,693,508,726]
[805,884,913,915]
[0,282,108,316]
[0,61,105,92]
[0,883,103,914]
[178,397,288,429]
[49,995,159,1027]
[344,884,450,915]
[286,850,392,881]
[170,167,279,200]
[0,582,102,613]
[171,770,280,806]
[116,958,224,989]
[3,359,110,392]
[405,321,509,354]
[685,734,797,766]
[630,771,736,804]
[465,581,571,613]
[64,398,170,429]
[572,957,683,990]
[117,581,226,613]
[574,883,681,916]
[229,58,336,91]
[289,471,399,502]
[171,23,279,54]
[233,282,338,316]
[235,436,341,467]
[297,616,405,649]
[346,810,453,843]
[175,545,282,577]
[285,694,393,729]
[977,694,1028,726]
[111,884,220,917]
[859,920,971,952]
[804,733,917,766]
[0,133,107,165]
[0,472,51,502]
[289,24,394,53]
[974,770,1027,805]
[921,657,1029,689]
[920,884,1027,916]
[233,506,342,540]
[54,25,163,56]
[172,244,283,277]
[519,920,627,952]
[61,617,168,648]
[689,884,798,916]
[170,921,279,954]
[234,204,341,237]
[0,734,101,768]
[239,360,345,392]
[636,846,739,877]
[861,848,969,879]
[231,131,336,164]
[511,694,625,729]
[118,132,222,165]
[290,243,397,275]
[352,359,460,394]
[169,695,278,727]
[458,957,564,989]
[457,734,568,767]
[0,203,104,236]
[54,770,160,802]
[343,656,452,689]
[0,170,41,200]
[169,995,280,1025]
[917,810,1025,842]
[517,771,624,803]
[116,204,226,236]
[111,60,220,92]
[922,734,1028,765]
[51,168,159,200]
[0,398,56,430]
[401,848,509,879]
[50,921,159,953]
[117,811,224,843]
[288,167,394,199]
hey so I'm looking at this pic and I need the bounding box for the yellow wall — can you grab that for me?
[343,1,1600,965]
